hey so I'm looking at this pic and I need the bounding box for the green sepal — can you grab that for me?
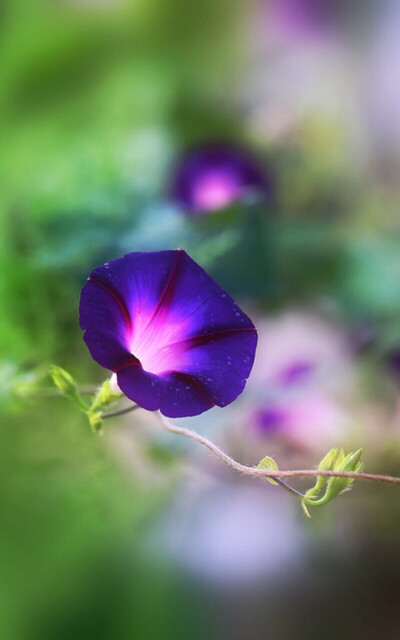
[88,410,103,433]
[90,379,123,412]
[301,500,312,518]
[257,455,279,485]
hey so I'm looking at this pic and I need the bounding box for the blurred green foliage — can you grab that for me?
[2,0,400,637]
[0,1,251,636]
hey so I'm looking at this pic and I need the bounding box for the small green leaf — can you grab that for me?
[257,456,279,485]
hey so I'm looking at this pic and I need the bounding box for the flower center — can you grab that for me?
[192,170,241,210]
[128,312,190,375]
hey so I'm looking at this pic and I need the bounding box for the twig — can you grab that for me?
[156,413,305,498]
[101,404,140,419]
[156,412,400,488]
[36,385,98,398]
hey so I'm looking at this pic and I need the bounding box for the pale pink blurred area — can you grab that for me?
[241,0,387,177]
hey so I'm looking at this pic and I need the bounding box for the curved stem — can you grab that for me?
[101,404,139,419]
[271,477,306,499]
[156,414,304,499]
[36,385,98,398]
[156,413,400,487]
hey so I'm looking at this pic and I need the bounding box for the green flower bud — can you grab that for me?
[303,448,339,502]
[334,448,346,469]
[319,448,339,471]
[50,366,75,395]
[320,448,363,503]
[50,366,88,411]
[304,448,363,509]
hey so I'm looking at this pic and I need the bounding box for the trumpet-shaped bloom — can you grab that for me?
[80,250,257,417]
[172,144,268,213]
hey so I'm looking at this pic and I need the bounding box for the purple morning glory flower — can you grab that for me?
[254,406,288,434]
[79,250,257,418]
[171,143,269,214]
[269,0,339,42]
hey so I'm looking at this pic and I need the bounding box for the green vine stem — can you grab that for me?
[152,413,400,490]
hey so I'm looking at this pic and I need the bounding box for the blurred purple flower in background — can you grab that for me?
[248,312,352,452]
[254,393,347,451]
[171,143,269,214]
[251,312,352,391]
[265,0,375,45]
[268,0,336,42]
[80,250,257,417]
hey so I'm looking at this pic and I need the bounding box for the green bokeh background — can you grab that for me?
[2,1,400,638]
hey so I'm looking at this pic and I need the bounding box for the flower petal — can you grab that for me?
[177,329,258,407]
[81,250,179,339]
[83,329,139,371]
[116,366,214,418]
[80,279,130,346]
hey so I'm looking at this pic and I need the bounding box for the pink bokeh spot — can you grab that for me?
[191,171,242,211]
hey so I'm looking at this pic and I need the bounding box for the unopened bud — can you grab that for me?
[304,448,363,509]
[318,448,338,471]
[50,366,88,411]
